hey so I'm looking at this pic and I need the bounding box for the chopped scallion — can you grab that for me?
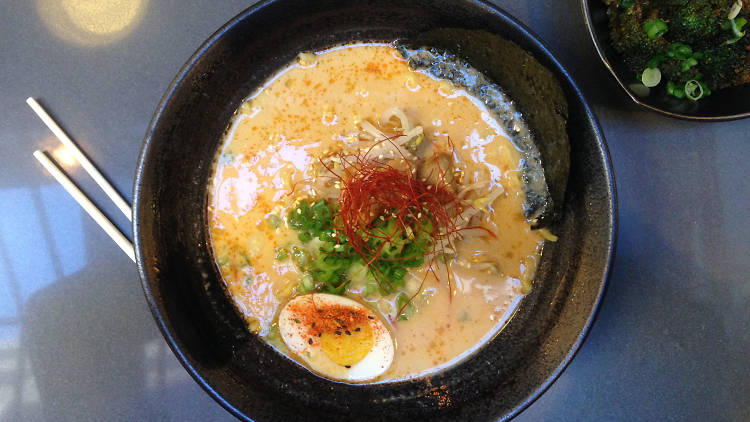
[729,0,743,20]
[667,80,686,99]
[396,293,415,321]
[667,43,693,60]
[681,57,698,72]
[646,54,666,69]
[684,80,704,101]
[266,214,281,229]
[286,199,432,296]
[641,67,662,88]
[298,274,315,293]
[643,18,668,39]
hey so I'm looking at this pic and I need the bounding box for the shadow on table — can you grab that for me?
[15,263,156,421]
[0,255,230,422]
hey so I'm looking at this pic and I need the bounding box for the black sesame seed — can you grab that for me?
[308,338,313,345]
[355,327,361,332]
[311,322,315,327]
[335,331,342,336]
[368,315,374,319]
[345,330,351,335]
[345,365,351,368]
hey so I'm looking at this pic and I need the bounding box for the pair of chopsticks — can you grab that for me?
[29,97,135,262]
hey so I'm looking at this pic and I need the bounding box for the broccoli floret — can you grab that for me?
[608,1,660,51]
[702,44,746,89]
[607,1,665,71]
[668,2,722,45]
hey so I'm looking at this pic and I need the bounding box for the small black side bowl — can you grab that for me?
[133,0,616,421]
[582,0,750,121]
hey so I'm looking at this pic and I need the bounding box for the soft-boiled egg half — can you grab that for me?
[278,293,394,382]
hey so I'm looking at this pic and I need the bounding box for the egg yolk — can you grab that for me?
[319,323,374,366]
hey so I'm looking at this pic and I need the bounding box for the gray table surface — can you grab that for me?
[1,1,748,421]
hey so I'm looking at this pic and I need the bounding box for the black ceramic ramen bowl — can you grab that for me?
[582,0,750,121]
[133,0,616,421]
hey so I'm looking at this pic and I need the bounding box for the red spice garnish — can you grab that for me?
[287,298,371,338]
[365,62,381,73]
[338,164,452,247]
[319,135,494,315]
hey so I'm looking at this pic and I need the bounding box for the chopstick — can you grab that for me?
[28,97,135,263]
[33,150,135,262]
[26,97,133,221]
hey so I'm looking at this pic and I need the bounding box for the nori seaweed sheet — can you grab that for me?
[396,29,570,227]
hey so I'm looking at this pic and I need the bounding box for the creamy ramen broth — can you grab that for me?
[208,43,546,381]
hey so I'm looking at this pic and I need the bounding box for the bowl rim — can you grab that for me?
[133,0,618,420]
[580,0,750,122]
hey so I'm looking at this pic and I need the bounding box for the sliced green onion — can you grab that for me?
[726,17,747,43]
[676,44,692,58]
[266,214,281,228]
[275,248,288,261]
[643,18,668,39]
[291,246,310,269]
[729,0,743,20]
[730,18,746,38]
[667,43,693,60]
[641,67,662,88]
[459,310,470,322]
[646,54,666,69]
[396,293,415,321]
[734,17,747,34]
[667,81,676,95]
[219,152,235,164]
[684,80,704,101]
[681,57,698,72]
[299,274,315,293]
[391,266,407,281]
[667,81,685,99]
[287,199,433,296]
[239,250,252,267]
[363,280,379,297]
